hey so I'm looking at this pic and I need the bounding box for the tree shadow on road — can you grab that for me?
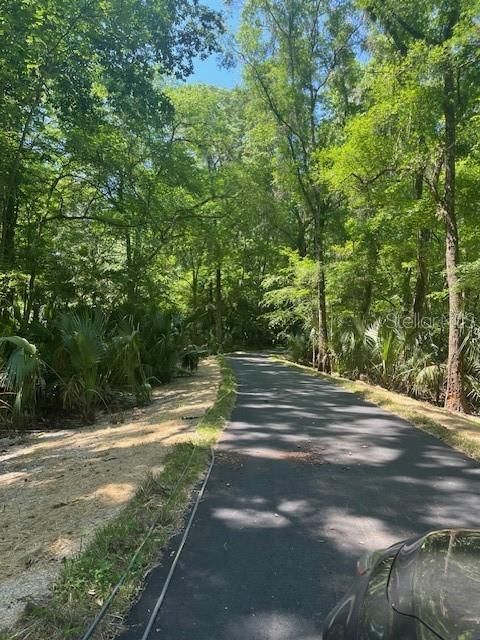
[119,354,480,640]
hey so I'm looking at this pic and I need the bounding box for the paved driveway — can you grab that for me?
[120,354,480,639]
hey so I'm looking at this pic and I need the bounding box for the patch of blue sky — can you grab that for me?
[187,0,244,89]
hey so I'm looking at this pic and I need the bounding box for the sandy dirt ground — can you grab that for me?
[0,358,220,631]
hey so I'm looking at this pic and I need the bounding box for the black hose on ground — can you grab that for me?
[139,451,215,639]
[80,445,201,640]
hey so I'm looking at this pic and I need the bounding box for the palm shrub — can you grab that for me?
[364,320,403,387]
[331,318,370,378]
[330,312,480,412]
[399,347,447,404]
[331,317,404,386]
[462,327,480,409]
[107,318,151,404]
[139,312,182,384]
[55,310,108,422]
[0,336,44,427]
[286,333,310,364]
[402,321,480,410]
[414,362,447,404]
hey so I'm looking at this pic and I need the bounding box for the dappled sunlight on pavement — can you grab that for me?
[119,353,480,640]
[212,507,291,529]
[225,611,321,640]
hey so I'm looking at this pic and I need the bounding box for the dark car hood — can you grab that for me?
[388,529,480,640]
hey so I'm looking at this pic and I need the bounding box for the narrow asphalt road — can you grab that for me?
[120,354,480,640]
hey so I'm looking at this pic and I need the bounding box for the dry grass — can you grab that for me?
[0,359,221,632]
[273,357,480,462]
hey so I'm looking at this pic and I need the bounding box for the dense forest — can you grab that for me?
[0,0,479,428]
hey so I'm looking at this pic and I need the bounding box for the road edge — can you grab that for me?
[272,355,480,464]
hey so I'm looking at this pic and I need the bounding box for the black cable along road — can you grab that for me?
[80,446,198,640]
[139,452,215,639]
[118,354,480,640]
[80,383,233,640]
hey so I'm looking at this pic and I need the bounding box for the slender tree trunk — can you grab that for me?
[360,233,377,320]
[311,328,316,369]
[191,260,199,344]
[294,207,307,257]
[314,207,330,372]
[442,63,465,412]
[208,280,214,332]
[412,169,429,322]
[317,264,329,372]
[402,268,413,316]
[125,231,135,305]
[21,272,36,330]
[0,90,42,269]
[413,228,429,321]
[444,209,464,411]
[0,183,19,320]
[0,185,18,269]
[215,265,223,351]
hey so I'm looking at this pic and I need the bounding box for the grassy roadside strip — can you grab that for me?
[272,355,480,463]
[4,356,236,640]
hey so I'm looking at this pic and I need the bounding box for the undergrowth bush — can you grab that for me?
[286,333,311,364]
[0,307,201,429]
[283,314,480,413]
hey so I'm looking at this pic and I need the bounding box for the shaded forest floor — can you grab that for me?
[276,357,480,462]
[0,359,220,631]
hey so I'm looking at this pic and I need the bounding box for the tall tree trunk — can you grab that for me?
[317,262,329,372]
[21,272,36,330]
[402,268,413,316]
[412,169,429,322]
[125,230,135,305]
[360,232,377,320]
[294,206,307,257]
[311,327,316,369]
[0,91,42,269]
[0,185,18,269]
[0,182,19,320]
[442,63,465,412]
[191,259,200,344]
[413,228,429,321]
[215,265,223,352]
[208,280,214,332]
[314,208,330,372]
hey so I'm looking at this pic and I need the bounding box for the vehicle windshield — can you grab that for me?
[388,531,480,640]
